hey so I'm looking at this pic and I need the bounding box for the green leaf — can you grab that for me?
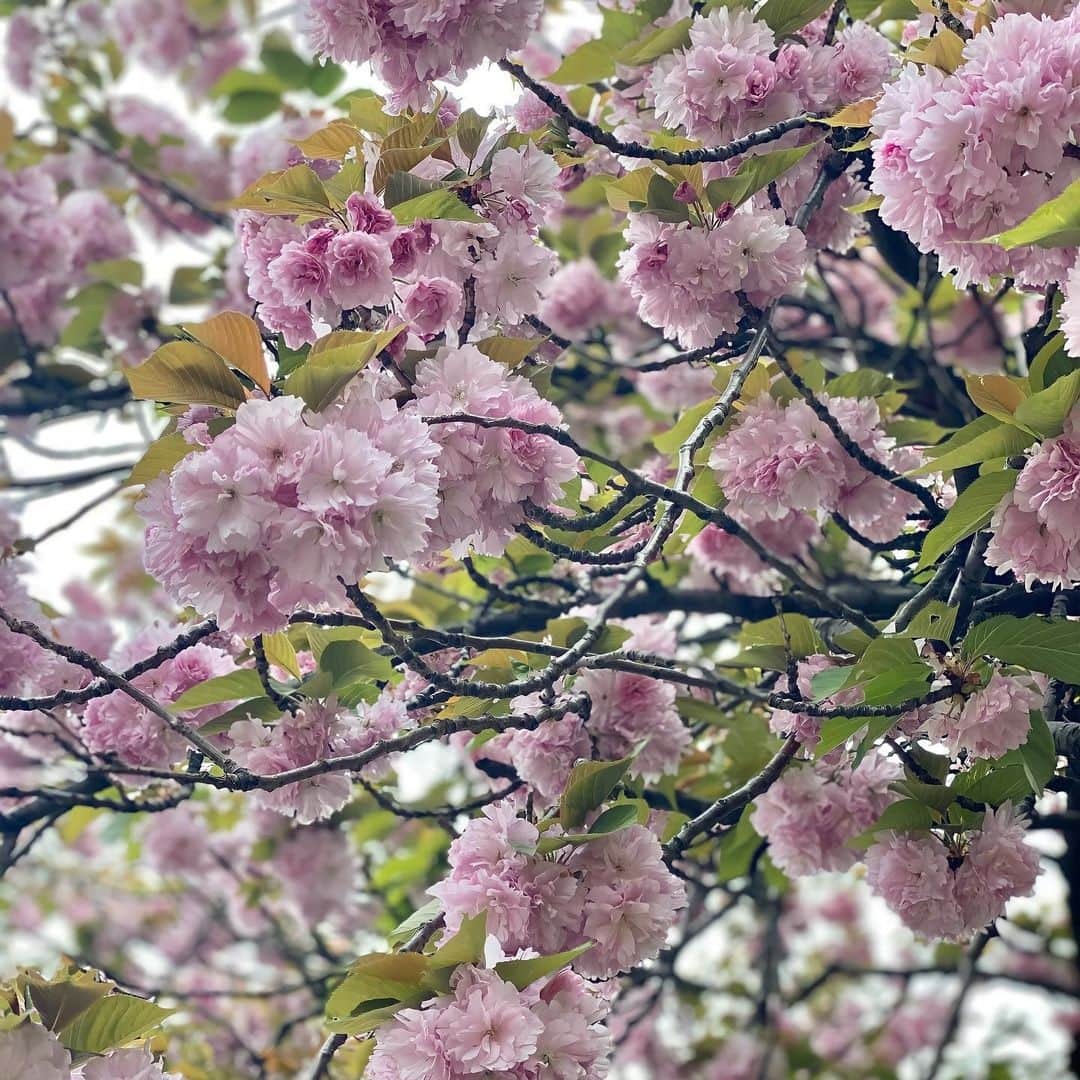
[230,163,333,216]
[476,335,542,368]
[387,899,442,948]
[170,670,265,712]
[310,639,395,705]
[988,178,1080,250]
[388,187,482,225]
[198,696,280,735]
[301,623,381,661]
[261,631,301,679]
[260,32,311,88]
[653,395,718,454]
[815,714,871,758]
[1028,333,1073,394]
[168,266,216,304]
[847,799,935,849]
[548,40,616,85]
[898,601,958,643]
[614,18,693,66]
[1011,368,1080,438]
[291,118,363,160]
[560,755,636,829]
[716,804,763,881]
[60,994,174,1056]
[587,802,642,835]
[126,341,248,411]
[912,416,1035,475]
[86,258,142,288]
[324,953,430,1034]
[1018,711,1056,795]
[308,61,345,97]
[382,171,445,209]
[429,913,487,969]
[323,160,367,204]
[705,141,820,211]
[757,0,834,37]
[495,944,594,989]
[645,173,690,222]
[455,109,492,161]
[23,972,112,1033]
[738,614,823,670]
[224,90,282,124]
[210,68,283,98]
[963,615,1080,684]
[124,432,198,487]
[917,469,1018,570]
[283,327,405,410]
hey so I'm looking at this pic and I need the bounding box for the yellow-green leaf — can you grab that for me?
[476,335,543,368]
[60,994,174,1056]
[293,118,362,160]
[987,178,1080,250]
[184,310,271,393]
[229,163,333,216]
[126,341,248,411]
[124,431,199,487]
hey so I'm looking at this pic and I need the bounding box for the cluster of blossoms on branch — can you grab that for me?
[367,963,610,1080]
[304,0,543,111]
[140,346,579,634]
[867,803,1041,941]
[432,807,686,978]
[870,8,1080,287]
[987,408,1080,589]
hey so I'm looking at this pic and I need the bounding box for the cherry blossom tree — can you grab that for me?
[2,0,1080,1076]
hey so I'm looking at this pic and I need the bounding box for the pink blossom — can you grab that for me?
[75,1046,181,1079]
[474,229,558,325]
[1013,412,1080,537]
[267,241,330,307]
[327,229,395,309]
[401,277,464,337]
[927,672,1039,759]
[0,1023,71,1080]
[751,752,898,876]
[440,967,544,1071]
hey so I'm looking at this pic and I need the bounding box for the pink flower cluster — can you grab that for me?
[646,9,893,145]
[366,963,610,1080]
[709,393,922,542]
[413,345,580,556]
[539,261,635,341]
[430,806,687,978]
[750,752,898,877]
[926,671,1039,759]
[492,621,690,799]
[140,379,441,634]
[81,628,236,768]
[0,166,134,347]
[303,0,543,111]
[111,0,246,96]
[866,804,1041,941]
[870,10,1080,287]
[239,195,407,349]
[229,695,409,823]
[618,207,807,349]
[985,409,1080,589]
